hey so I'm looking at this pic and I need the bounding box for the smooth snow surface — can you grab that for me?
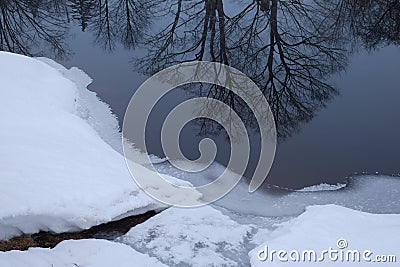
[0,52,183,240]
[0,239,167,267]
[249,204,400,266]
[37,57,123,153]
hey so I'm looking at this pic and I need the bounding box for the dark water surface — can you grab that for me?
[61,39,400,188]
[58,32,400,188]
[2,0,400,188]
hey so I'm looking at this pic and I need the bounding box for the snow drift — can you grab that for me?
[249,204,400,266]
[0,52,181,240]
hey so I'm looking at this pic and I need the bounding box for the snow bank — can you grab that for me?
[0,239,167,267]
[0,52,196,240]
[249,204,400,266]
[118,205,257,267]
[37,57,123,153]
[121,203,398,267]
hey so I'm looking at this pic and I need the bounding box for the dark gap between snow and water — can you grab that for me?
[0,211,157,252]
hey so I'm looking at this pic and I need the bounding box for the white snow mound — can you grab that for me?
[249,204,400,266]
[0,52,194,240]
[0,239,167,267]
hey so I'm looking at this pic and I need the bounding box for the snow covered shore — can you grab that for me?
[249,205,400,266]
[0,52,398,266]
[0,52,171,240]
[1,204,398,266]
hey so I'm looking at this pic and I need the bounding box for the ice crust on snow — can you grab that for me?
[118,203,400,267]
[155,161,400,216]
[118,205,258,267]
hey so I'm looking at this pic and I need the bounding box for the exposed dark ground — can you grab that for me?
[0,211,157,252]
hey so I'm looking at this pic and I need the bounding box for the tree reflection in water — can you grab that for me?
[1,0,399,138]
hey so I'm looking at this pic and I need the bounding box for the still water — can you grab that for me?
[2,0,399,188]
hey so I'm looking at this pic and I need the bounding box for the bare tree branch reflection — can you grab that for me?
[92,0,115,50]
[0,0,155,55]
[90,0,155,50]
[1,0,399,137]
[68,0,96,32]
[322,0,400,49]
[0,0,68,57]
[134,0,348,139]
